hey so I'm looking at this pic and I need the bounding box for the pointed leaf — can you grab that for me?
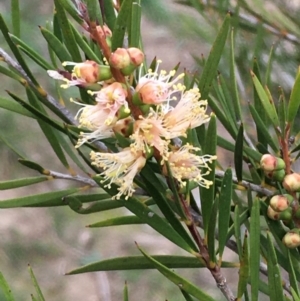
[129,1,141,48]
[266,232,285,301]
[287,250,300,297]
[86,0,103,24]
[250,198,260,301]
[0,176,50,190]
[39,26,72,63]
[251,70,279,129]
[11,0,20,38]
[237,232,249,299]
[88,215,143,227]
[207,195,218,263]
[0,96,35,118]
[234,123,244,182]
[248,103,279,152]
[28,265,45,301]
[287,67,300,126]
[54,0,81,62]
[0,187,81,208]
[123,282,129,301]
[111,0,133,51]
[67,255,237,274]
[102,0,116,31]
[198,13,230,99]
[137,246,216,301]
[0,14,38,85]
[9,34,54,70]
[229,28,242,121]
[218,168,232,260]
[0,272,15,301]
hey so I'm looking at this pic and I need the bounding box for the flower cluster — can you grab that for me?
[48,47,216,199]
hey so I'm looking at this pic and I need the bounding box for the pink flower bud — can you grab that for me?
[283,173,300,192]
[90,25,112,39]
[73,60,100,83]
[260,154,285,172]
[109,48,131,69]
[269,194,293,212]
[283,229,300,248]
[126,47,144,67]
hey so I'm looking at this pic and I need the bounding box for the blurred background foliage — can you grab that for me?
[1,0,300,300]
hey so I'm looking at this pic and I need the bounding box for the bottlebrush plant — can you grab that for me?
[2,0,300,301]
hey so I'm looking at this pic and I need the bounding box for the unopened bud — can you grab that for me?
[109,48,144,75]
[109,48,131,69]
[269,194,293,212]
[283,229,300,248]
[267,206,292,221]
[264,169,286,181]
[260,154,285,172]
[68,61,112,83]
[126,47,144,67]
[283,173,300,192]
[117,105,131,120]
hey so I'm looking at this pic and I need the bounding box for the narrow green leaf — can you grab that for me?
[234,205,242,258]
[26,88,70,169]
[0,187,81,208]
[11,0,20,38]
[123,282,129,301]
[0,96,35,118]
[137,246,216,301]
[237,232,249,299]
[248,103,279,152]
[0,65,25,82]
[287,67,300,125]
[39,26,72,63]
[165,162,187,221]
[207,195,218,263]
[31,294,38,301]
[57,0,84,25]
[251,70,279,129]
[291,287,300,301]
[198,13,230,99]
[67,255,237,274]
[0,272,15,301]
[0,135,25,158]
[266,232,285,301]
[141,166,198,252]
[28,265,45,301]
[0,14,38,85]
[102,0,116,30]
[218,168,232,260]
[229,28,242,121]
[287,250,300,297]
[234,123,244,182]
[54,0,82,61]
[208,95,236,139]
[87,0,103,24]
[201,114,217,235]
[264,43,276,86]
[0,176,49,190]
[88,215,143,227]
[129,1,141,47]
[70,23,102,63]
[18,159,45,173]
[9,34,53,70]
[181,289,194,301]
[111,0,133,51]
[250,198,260,301]
[278,87,287,137]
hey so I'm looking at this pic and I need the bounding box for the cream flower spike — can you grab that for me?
[165,144,217,189]
[91,148,146,200]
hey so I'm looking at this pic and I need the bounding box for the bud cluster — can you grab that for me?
[47,26,216,199]
[267,194,293,221]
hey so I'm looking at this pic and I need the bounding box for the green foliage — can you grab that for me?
[2,0,300,300]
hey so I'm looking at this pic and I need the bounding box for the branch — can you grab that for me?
[47,170,98,187]
[215,169,275,196]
